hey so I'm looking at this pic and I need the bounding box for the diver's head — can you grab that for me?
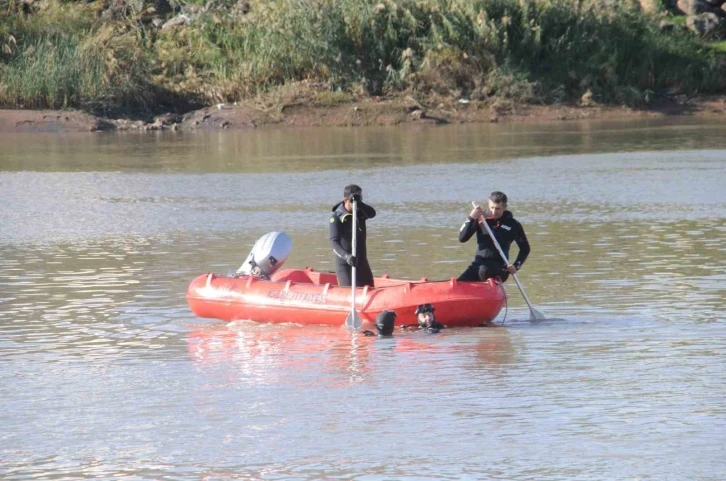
[375,310,397,337]
[415,304,436,328]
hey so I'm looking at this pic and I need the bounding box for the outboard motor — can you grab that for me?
[236,232,292,278]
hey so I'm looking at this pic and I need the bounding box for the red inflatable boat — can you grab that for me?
[187,267,506,327]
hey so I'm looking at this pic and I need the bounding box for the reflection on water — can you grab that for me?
[1,119,725,480]
[1,117,725,173]
[187,323,376,387]
[186,322,519,390]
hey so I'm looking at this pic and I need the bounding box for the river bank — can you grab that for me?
[4,1,726,133]
[2,94,725,133]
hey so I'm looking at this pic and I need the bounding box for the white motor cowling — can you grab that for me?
[236,231,293,278]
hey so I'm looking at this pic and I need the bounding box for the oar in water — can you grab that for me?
[345,197,363,329]
[473,201,546,321]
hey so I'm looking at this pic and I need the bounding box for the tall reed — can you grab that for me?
[2,0,725,113]
[0,2,153,114]
[195,0,725,103]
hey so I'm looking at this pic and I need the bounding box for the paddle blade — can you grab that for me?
[345,310,363,330]
[529,307,546,322]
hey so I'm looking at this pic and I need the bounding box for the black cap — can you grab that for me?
[415,304,435,315]
[375,310,397,336]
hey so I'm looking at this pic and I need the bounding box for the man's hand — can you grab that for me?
[469,204,483,220]
[345,254,358,267]
[505,263,518,274]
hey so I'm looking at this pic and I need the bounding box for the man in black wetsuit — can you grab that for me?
[458,191,530,283]
[329,184,376,287]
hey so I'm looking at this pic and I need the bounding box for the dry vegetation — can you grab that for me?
[1,0,725,119]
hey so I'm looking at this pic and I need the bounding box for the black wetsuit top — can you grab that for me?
[329,201,376,287]
[458,210,530,281]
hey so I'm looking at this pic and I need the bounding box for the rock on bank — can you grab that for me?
[1,96,726,133]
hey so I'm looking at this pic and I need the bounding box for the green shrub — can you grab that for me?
[1,0,724,113]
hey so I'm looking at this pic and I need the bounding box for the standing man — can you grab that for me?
[457,191,530,283]
[329,184,376,287]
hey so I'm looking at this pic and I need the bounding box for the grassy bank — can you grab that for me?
[1,0,725,117]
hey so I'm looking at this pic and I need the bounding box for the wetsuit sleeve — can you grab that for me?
[358,202,376,220]
[329,214,349,261]
[458,217,478,242]
[512,222,530,269]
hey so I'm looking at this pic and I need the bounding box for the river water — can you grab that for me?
[1,118,725,480]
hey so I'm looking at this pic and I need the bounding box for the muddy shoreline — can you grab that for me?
[2,95,725,133]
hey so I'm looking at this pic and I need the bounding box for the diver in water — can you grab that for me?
[401,304,445,333]
[362,310,397,337]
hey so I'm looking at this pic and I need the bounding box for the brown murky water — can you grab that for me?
[1,118,725,480]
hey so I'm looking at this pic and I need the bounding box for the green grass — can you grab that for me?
[0,3,154,114]
[1,0,725,114]
[668,15,688,28]
[711,41,726,53]
[315,91,355,106]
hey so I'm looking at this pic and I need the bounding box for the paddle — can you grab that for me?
[345,197,363,329]
[472,201,546,321]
